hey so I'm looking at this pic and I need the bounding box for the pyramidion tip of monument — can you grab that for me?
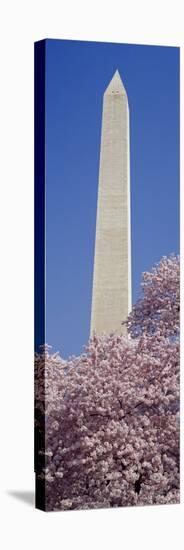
[114,69,121,77]
[104,69,127,97]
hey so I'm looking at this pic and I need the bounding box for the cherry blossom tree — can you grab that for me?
[35,255,180,511]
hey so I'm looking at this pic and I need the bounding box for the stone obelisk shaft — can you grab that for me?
[90,70,131,336]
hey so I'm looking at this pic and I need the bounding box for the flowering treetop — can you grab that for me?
[125,255,179,339]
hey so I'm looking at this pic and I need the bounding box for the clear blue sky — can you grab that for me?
[45,39,179,358]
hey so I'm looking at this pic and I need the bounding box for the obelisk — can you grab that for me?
[90,70,131,336]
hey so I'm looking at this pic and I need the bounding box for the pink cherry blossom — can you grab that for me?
[35,255,179,511]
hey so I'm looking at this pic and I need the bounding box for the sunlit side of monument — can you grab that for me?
[90,70,132,336]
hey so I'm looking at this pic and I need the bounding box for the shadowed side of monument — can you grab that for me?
[90,70,132,336]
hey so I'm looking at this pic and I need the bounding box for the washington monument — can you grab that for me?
[90,70,132,336]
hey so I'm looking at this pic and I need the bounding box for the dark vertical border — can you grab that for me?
[34,39,46,511]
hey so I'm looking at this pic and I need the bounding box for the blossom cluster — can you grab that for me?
[125,254,179,339]
[35,255,179,511]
